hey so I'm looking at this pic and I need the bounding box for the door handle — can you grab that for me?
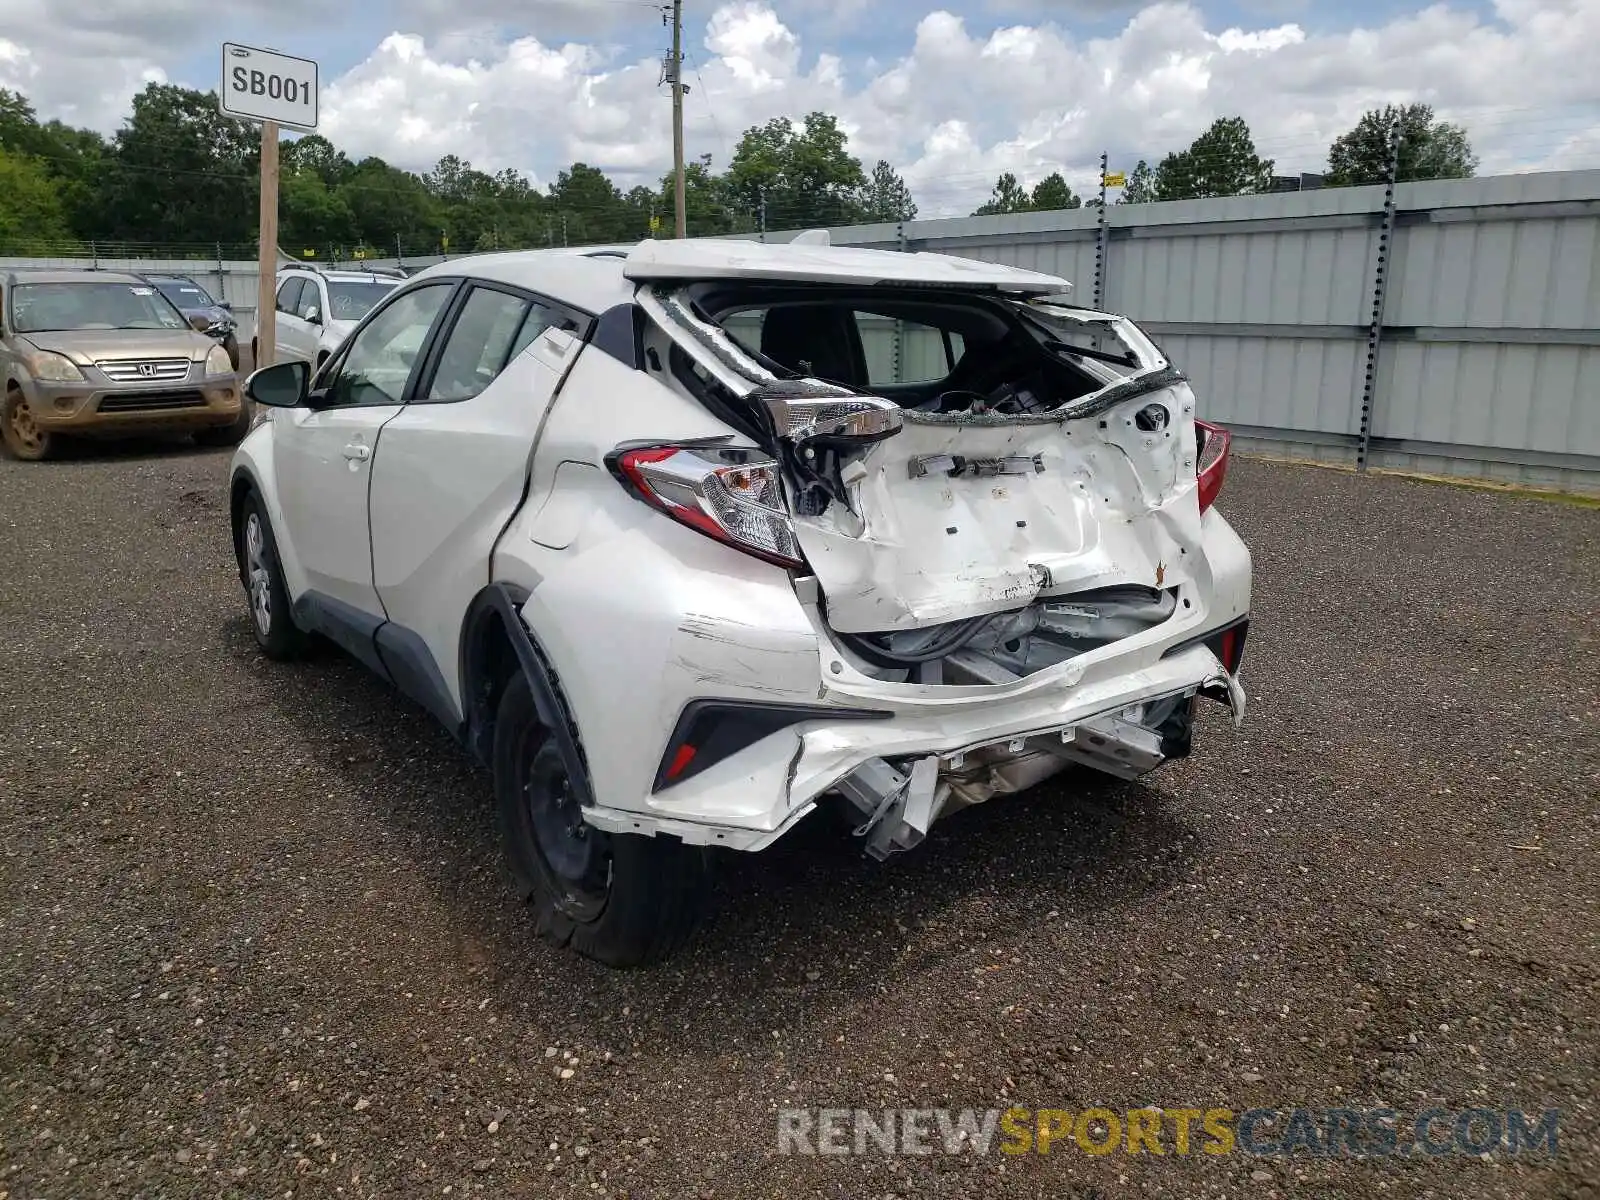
[342,443,371,462]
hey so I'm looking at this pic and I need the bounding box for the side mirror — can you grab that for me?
[304,305,322,325]
[218,300,233,311]
[246,360,310,408]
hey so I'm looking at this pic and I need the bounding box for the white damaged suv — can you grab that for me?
[228,238,1251,966]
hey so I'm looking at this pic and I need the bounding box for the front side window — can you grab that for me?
[326,280,398,322]
[321,283,454,408]
[11,282,189,334]
[425,288,560,403]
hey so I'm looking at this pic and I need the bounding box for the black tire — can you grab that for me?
[493,672,709,967]
[223,334,241,370]
[1,386,56,461]
[235,490,308,660]
[195,401,252,448]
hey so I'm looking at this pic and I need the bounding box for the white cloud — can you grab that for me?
[2,0,1597,216]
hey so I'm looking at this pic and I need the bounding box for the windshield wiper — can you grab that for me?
[1039,337,1137,369]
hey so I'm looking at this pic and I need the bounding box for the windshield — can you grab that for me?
[153,280,216,308]
[12,282,189,334]
[327,280,398,321]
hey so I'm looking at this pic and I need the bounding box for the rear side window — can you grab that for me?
[853,312,963,385]
[424,287,576,403]
[275,278,304,315]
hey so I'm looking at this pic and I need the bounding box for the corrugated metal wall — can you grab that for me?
[756,169,1600,494]
[7,170,1595,491]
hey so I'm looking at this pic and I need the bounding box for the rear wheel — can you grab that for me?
[493,672,709,966]
[235,491,307,660]
[1,387,55,461]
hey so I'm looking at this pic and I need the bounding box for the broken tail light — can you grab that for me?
[1195,419,1231,513]
[608,443,805,568]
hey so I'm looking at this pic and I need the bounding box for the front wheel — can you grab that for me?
[195,401,252,448]
[493,672,710,966]
[1,387,56,461]
[235,492,307,660]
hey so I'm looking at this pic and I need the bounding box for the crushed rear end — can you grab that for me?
[575,241,1251,857]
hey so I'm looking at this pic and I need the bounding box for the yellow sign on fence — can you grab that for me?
[1104,172,1127,188]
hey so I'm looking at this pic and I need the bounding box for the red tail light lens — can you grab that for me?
[1195,419,1231,513]
[608,444,805,568]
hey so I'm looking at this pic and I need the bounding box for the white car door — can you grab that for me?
[272,280,460,664]
[367,281,585,722]
[272,276,312,363]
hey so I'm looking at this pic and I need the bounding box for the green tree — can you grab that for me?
[860,159,917,222]
[283,134,353,188]
[973,171,1032,215]
[281,170,357,254]
[658,155,737,237]
[0,88,110,239]
[96,83,259,246]
[1326,103,1477,186]
[549,162,640,243]
[1153,117,1274,200]
[726,112,867,228]
[0,146,74,251]
[1029,171,1080,211]
[336,157,439,255]
[1118,160,1154,205]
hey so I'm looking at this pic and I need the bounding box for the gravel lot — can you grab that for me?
[0,442,1595,1200]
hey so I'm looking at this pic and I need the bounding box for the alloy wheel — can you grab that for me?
[244,512,272,636]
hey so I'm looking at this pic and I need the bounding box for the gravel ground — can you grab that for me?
[0,443,1595,1200]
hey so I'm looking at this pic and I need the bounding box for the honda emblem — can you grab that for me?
[137,362,158,378]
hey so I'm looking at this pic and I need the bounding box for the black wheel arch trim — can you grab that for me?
[461,582,595,810]
[652,698,893,794]
[228,464,265,588]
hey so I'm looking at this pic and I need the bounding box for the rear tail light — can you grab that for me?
[1195,419,1231,513]
[608,444,804,568]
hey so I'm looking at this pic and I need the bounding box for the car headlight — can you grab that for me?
[27,351,84,382]
[204,343,233,376]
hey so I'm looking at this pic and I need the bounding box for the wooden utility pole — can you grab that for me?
[256,119,279,368]
[670,0,686,238]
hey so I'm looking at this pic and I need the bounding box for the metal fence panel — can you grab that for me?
[5,169,1596,491]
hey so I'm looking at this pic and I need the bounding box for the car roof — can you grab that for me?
[3,268,149,285]
[404,248,637,316]
[277,267,402,284]
[622,237,1073,292]
[396,239,1071,316]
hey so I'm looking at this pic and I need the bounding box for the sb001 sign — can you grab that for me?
[219,43,318,130]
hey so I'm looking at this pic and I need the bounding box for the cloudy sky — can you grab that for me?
[0,0,1596,215]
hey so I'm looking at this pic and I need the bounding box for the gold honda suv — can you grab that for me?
[1,268,249,461]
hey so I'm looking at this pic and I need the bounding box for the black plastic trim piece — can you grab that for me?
[466,583,596,810]
[652,698,893,793]
[1161,613,1250,673]
[292,591,392,681]
[374,622,463,734]
[592,301,646,369]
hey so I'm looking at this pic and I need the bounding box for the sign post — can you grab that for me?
[220,43,319,371]
[257,120,279,367]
